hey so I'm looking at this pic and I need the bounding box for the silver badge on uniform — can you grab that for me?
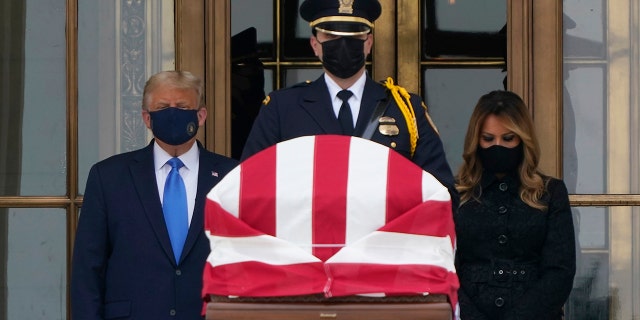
[378,116,399,136]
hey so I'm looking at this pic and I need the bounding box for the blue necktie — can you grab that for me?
[337,90,354,135]
[163,157,188,262]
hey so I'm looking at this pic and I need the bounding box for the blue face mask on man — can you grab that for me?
[149,107,199,145]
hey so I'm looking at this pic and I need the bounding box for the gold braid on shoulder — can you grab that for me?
[383,77,418,157]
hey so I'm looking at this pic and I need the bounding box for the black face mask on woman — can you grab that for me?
[149,107,199,145]
[320,36,366,79]
[477,143,524,174]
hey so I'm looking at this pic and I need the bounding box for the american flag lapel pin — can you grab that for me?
[212,171,219,177]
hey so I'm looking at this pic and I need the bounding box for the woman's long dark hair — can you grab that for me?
[456,90,547,210]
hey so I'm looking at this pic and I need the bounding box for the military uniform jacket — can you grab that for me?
[454,173,576,320]
[240,74,456,200]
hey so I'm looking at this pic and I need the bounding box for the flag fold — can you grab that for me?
[202,135,459,314]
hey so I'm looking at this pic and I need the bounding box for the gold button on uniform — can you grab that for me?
[390,142,397,148]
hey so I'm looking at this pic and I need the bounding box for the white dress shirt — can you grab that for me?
[324,72,367,127]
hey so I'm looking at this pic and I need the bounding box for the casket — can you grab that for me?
[202,135,459,319]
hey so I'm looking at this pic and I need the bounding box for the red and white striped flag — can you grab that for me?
[202,135,459,315]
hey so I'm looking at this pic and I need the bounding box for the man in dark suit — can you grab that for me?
[71,70,239,319]
[241,0,457,203]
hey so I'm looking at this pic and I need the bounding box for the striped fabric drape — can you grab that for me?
[202,135,459,316]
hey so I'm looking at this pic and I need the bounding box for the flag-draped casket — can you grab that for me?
[202,135,459,315]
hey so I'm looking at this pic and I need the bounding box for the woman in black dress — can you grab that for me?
[455,90,576,319]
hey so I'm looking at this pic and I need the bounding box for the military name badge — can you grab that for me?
[378,116,399,136]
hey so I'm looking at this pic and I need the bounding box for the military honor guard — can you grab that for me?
[241,0,457,206]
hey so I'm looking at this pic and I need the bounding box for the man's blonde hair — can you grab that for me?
[142,70,203,110]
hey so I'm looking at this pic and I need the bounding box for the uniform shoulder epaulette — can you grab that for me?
[290,80,313,88]
[421,101,440,135]
[262,80,313,106]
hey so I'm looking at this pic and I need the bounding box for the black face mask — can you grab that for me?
[149,108,199,145]
[477,143,524,174]
[320,36,366,79]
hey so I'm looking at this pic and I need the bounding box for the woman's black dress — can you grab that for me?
[455,173,576,320]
